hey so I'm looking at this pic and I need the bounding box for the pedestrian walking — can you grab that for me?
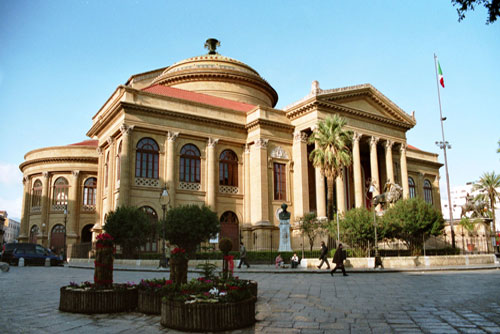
[237,242,250,268]
[317,241,330,269]
[330,243,348,277]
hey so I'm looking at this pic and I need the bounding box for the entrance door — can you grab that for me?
[50,225,65,255]
[81,224,93,243]
[220,211,239,251]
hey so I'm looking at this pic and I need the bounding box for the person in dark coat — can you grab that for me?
[317,241,331,269]
[237,242,250,268]
[330,243,348,276]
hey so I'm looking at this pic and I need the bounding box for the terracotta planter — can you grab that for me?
[59,286,137,314]
[161,297,256,332]
[137,290,162,315]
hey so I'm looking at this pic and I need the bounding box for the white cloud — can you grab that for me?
[0,196,22,220]
[0,163,22,186]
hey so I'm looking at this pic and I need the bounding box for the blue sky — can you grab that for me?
[1,1,499,220]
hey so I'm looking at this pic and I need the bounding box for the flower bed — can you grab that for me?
[59,283,137,314]
[161,296,256,332]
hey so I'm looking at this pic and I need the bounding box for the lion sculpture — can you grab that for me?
[373,180,403,210]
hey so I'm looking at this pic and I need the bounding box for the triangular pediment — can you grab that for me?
[315,84,416,127]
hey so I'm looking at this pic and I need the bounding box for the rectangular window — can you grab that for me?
[273,163,286,201]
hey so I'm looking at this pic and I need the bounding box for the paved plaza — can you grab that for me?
[1,266,500,334]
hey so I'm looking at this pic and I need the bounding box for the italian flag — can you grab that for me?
[438,61,445,88]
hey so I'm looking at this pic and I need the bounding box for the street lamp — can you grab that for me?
[63,205,68,262]
[435,140,456,249]
[159,185,170,268]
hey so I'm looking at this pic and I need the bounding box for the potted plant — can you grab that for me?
[59,233,138,314]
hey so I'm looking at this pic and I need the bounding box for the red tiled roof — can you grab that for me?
[142,84,256,113]
[407,144,420,151]
[69,140,99,147]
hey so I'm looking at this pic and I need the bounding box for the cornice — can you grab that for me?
[406,156,443,168]
[20,156,98,171]
[245,118,294,132]
[121,102,247,132]
[286,99,414,130]
[153,70,278,106]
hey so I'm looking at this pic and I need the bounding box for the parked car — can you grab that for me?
[1,243,63,266]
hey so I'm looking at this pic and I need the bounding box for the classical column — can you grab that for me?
[336,170,346,214]
[67,170,79,240]
[250,138,269,224]
[314,141,327,218]
[400,143,410,199]
[166,131,179,207]
[369,136,380,196]
[293,131,309,218]
[95,147,104,231]
[385,140,395,185]
[353,132,363,208]
[117,124,134,207]
[206,137,219,210]
[106,138,115,211]
[244,144,251,224]
[19,176,31,241]
[40,172,50,246]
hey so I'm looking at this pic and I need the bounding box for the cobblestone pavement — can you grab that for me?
[2,266,500,334]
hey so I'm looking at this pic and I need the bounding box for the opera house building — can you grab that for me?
[19,40,442,253]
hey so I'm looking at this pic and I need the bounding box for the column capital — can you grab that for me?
[72,170,80,178]
[96,147,103,156]
[120,124,134,136]
[23,175,29,184]
[293,131,308,143]
[42,171,49,179]
[254,138,269,149]
[207,137,219,148]
[106,137,114,145]
[385,140,394,150]
[353,132,362,143]
[400,142,407,153]
[167,131,180,141]
[370,136,380,147]
[244,144,250,154]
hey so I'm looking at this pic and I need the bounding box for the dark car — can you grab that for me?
[1,243,63,266]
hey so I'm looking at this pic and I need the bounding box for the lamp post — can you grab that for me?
[63,205,68,262]
[159,185,170,268]
[367,183,382,268]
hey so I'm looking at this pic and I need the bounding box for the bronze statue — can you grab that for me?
[460,194,489,218]
[373,180,403,209]
[204,38,220,55]
[279,203,291,221]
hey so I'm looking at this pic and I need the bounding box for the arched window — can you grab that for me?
[83,177,97,206]
[105,152,110,188]
[219,150,238,187]
[220,211,239,251]
[116,141,122,182]
[424,179,433,204]
[31,179,42,208]
[408,177,416,199]
[180,144,201,183]
[53,177,69,205]
[140,206,158,252]
[135,138,159,179]
[29,225,39,244]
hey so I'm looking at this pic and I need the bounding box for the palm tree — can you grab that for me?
[473,171,500,232]
[308,115,353,220]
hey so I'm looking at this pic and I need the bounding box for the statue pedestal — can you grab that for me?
[278,219,292,252]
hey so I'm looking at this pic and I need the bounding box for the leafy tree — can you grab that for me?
[164,204,220,254]
[309,115,353,219]
[297,212,326,251]
[497,139,500,153]
[452,0,500,24]
[382,198,445,255]
[473,171,500,232]
[337,208,378,253]
[104,206,158,258]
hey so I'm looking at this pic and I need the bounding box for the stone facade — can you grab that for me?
[19,41,442,251]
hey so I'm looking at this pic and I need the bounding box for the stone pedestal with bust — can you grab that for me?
[278,203,292,252]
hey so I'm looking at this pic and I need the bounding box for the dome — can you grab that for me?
[152,39,278,107]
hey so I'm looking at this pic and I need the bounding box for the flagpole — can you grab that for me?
[434,53,456,249]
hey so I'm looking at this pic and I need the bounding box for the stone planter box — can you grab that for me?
[59,286,138,314]
[161,297,256,332]
[137,290,162,314]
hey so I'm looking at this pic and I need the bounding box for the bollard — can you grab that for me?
[45,257,51,267]
[18,257,25,267]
